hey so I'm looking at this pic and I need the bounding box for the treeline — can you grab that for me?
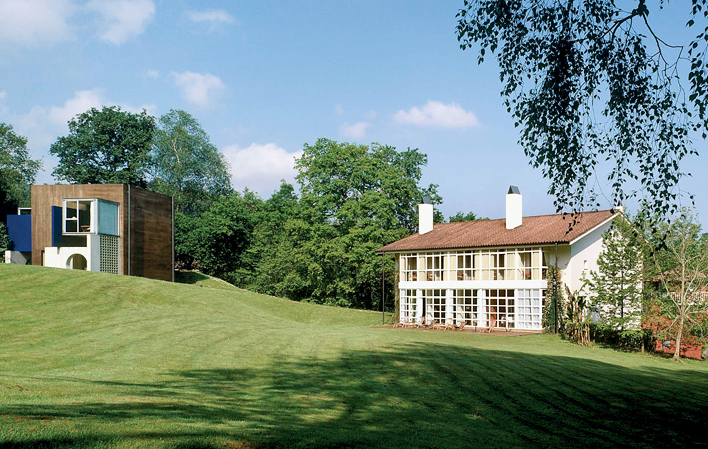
[176,139,443,309]
[1,106,482,310]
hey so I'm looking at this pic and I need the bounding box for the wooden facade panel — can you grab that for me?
[31,184,128,273]
[129,187,173,282]
[31,184,173,282]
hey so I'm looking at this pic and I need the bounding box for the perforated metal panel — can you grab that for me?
[100,235,120,274]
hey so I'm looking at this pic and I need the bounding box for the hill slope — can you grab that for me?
[1,264,707,449]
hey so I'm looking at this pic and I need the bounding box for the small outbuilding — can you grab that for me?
[4,184,174,282]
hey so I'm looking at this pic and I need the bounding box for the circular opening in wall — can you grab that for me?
[67,254,88,270]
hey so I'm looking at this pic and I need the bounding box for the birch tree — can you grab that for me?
[652,210,708,360]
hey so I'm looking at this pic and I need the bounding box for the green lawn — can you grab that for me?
[1,264,707,449]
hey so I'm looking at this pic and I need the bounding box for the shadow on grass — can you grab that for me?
[2,343,708,448]
[175,271,212,285]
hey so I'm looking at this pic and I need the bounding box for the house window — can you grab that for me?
[516,289,542,329]
[63,199,94,234]
[418,253,446,281]
[98,200,119,236]
[487,289,515,329]
[454,289,478,326]
[455,252,473,281]
[424,289,446,323]
[401,253,418,281]
[400,289,417,321]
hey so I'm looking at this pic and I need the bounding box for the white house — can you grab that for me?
[377,187,622,331]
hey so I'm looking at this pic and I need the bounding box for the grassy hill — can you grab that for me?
[1,264,707,449]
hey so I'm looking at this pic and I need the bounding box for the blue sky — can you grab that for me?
[1,0,706,226]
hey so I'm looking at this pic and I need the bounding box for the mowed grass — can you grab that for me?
[1,265,707,449]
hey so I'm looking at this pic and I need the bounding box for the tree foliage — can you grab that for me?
[585,216,644,333]
[184,140,443,311]
[0,123,41,219]
[449,211,484,222]
[50,106,155,187]
[649,209,708,359]
[150,109,232,214]
[456,1,708,219]
[177,191,260,282]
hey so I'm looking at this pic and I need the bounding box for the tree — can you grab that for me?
[50,106,155,186]
[288,139,441,308]
[184,191,260,283]
[585,217,644,334]
[0,123,41,219]
[650,210,708,360]
[150,110,232,214]
[449,211,485,222]
[456,1,708,219]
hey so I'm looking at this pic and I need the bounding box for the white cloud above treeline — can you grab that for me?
[87,0,155,45]
[222,143,303,195]
[340,121,371,140]
[394,100,480,128]
[0,0,155,46]
[186,9,235,25]
[0,0,75,45]
[172,71,226,109]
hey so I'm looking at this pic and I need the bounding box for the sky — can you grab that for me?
[0,0,706,226]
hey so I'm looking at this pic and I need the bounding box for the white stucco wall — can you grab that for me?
[44,234,101,272]
[567,217,616,295]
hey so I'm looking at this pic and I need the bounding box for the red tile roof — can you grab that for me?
[377,209,618,253]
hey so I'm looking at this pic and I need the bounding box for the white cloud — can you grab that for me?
[394,100,480,128]
[145,69,159,80]
[0,89,158,184]
[172,71,226,109]
[186,9,234,24]
[47,89,105,125]
[87,0,155,45]
[222,143,303,194]
[0,0,75,45]
[0,91,7,115]
[340,121,371,140]
[335,103,345,115]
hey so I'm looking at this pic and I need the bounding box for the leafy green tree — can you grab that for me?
[50,106,155,187]
[456,1,708,220]
[0,123,41,218]
[242,182,311,299]
[291,138,441,308]
[150,110,232,214]
[649,210,708,360]
[0,222,9,253]
[585,217,644,333]
[449,211,484,222]
[185,191,261,282]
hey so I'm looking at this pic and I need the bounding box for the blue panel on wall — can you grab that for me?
[52,206,63,247]
[6,214,31,252]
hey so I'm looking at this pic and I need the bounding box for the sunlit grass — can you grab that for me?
[1,264,707,448]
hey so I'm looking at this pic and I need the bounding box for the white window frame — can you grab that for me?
[63,198,96,235]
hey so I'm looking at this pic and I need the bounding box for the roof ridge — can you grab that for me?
[435,209,614,226]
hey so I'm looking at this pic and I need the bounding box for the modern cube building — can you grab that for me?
[4,184,174,282]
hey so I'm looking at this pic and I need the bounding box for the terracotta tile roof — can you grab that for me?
[377,209,618,253]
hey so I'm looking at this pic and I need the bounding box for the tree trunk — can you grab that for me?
[673,315,684,360]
